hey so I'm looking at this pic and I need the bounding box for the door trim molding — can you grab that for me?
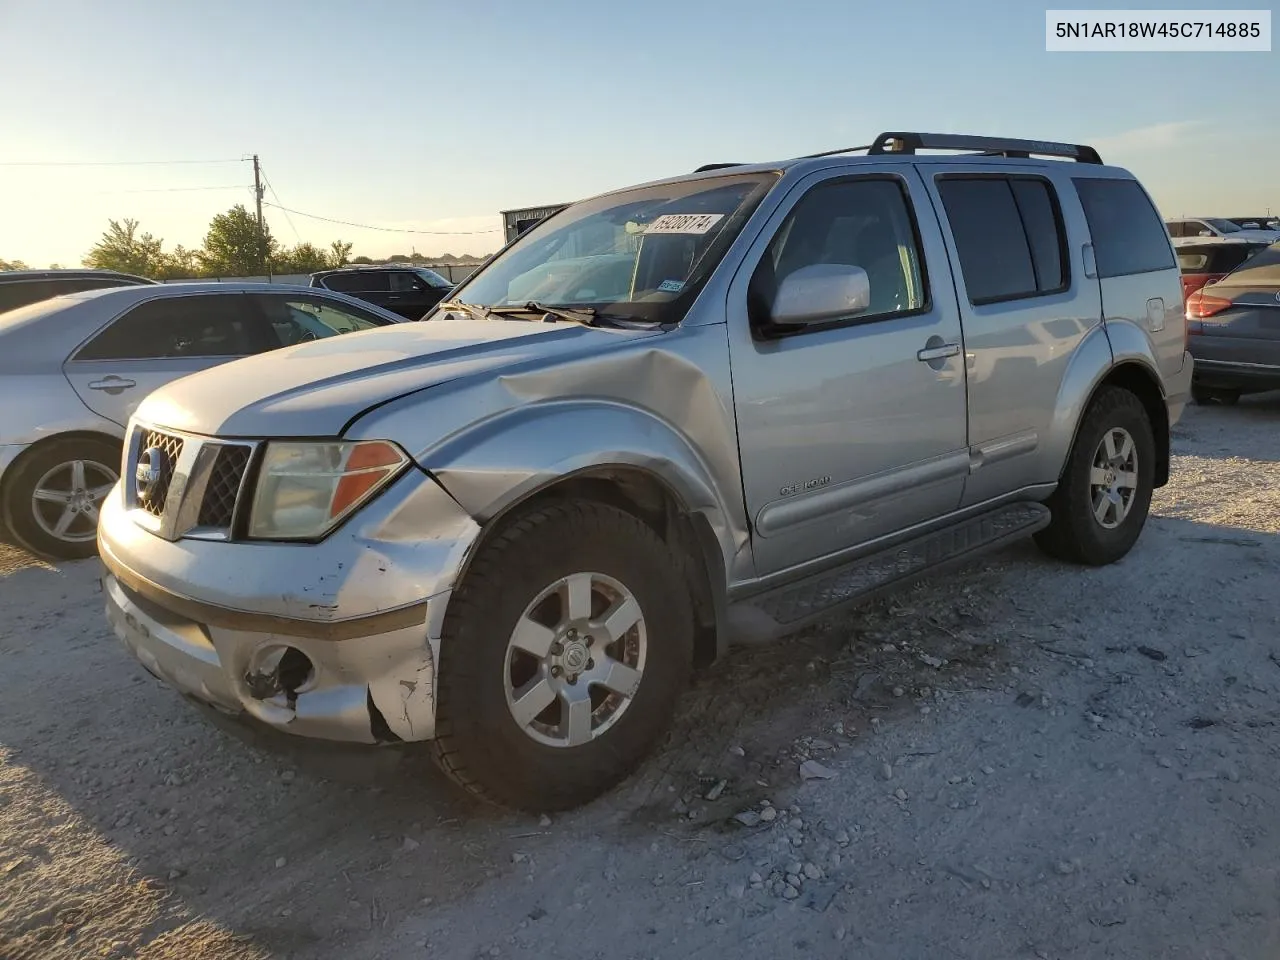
[755,449,970,537]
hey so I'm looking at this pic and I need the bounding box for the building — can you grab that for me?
[501,203,570,244]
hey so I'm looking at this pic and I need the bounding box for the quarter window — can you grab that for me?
[937,176,1068,305]
[75,294,257,360]
[750,177,927,328]
[1074,178,1176,278]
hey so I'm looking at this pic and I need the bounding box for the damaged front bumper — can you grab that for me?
[97,467,480,746]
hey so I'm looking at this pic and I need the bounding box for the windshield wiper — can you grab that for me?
[489,301,604,326]
[435,299,493,321]
[489,301,668,329]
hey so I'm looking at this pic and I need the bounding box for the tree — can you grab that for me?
[83,219,165,276]
[328,240,353,268]
[274,242,330,274]
[155,245,202,280]
[352,255,374,264]
[0,259,29,271]
[200,204,276,277]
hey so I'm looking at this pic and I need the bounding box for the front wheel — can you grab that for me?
[1035,387,1156,566]
[431,500,694,811]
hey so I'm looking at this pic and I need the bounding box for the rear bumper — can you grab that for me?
[1191,357,1280,392]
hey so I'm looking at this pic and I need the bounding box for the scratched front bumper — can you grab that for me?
[103,571,447,743]
[96,464,481,745]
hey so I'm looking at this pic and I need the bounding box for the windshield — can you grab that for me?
[417,268,453,289]
[1205,219,1242,234]
[449,172,778,324]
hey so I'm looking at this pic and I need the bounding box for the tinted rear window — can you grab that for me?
[1074,178,1175,278]
[1217,244,1280,286]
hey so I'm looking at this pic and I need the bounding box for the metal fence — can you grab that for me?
[162,263,481,286]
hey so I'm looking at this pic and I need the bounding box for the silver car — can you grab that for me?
[0,283,403,559]
[98,132,1193,812]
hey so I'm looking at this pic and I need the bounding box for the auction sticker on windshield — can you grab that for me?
[644,213,725,235]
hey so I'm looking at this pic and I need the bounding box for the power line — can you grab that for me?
[261,201,501,235]
[0,158,247,167]
[99,184,248,195]
[257,167,303,245]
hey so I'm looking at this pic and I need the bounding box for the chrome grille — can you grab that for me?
[197,445,252,529]
[138,430,184,517]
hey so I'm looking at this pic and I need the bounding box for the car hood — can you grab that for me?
[136,319,663,438]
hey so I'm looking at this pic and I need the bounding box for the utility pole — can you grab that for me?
[252,154,271,280]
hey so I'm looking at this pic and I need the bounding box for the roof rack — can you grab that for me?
[867,132,1102,164]
[693,162,743,172]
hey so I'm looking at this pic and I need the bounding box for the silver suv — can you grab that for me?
[98,132,1193,811]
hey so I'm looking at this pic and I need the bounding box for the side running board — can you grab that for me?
[728,502,1050,642]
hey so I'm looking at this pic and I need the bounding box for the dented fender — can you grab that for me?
[347,324,756,585]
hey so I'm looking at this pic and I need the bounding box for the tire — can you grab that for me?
[1192,385,1240,406]
[430,500,694,811]
[2,436,121,561]
[1034,387,1155,566]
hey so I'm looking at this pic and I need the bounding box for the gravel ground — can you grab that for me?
[2,394,1279,960]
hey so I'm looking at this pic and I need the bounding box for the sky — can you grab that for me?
[1,0,1277,267]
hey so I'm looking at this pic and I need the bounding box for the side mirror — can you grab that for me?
[770,264,871,326]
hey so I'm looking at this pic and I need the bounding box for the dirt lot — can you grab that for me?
[3,395,1279,960]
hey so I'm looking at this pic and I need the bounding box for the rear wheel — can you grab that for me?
[1035,387,1155,566]
[431,500,694,811]
[1192,385,1240,406]
[2,436,120,561]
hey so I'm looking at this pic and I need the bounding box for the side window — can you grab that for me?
[750,177,927,327]
[390,271,426,292]
[1074,178,1176,278]
[252,294,391,348]
[75,295,257,361]
[1010,180,1067,293]
[320,273,362,293]
[1166,221,1184,238]
[937,177,1067,305]
[357,271,391,293]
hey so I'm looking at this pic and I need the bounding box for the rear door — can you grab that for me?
[1073,176,1186,383]
[922,165,1101,505]
[63,292,267,426]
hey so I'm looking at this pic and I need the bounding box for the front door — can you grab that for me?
[726,168,969,578]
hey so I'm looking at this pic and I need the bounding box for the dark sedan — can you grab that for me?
[1185,241,1280,404]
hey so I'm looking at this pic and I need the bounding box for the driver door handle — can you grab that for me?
[88,376,137,393]
[916,342,960,362]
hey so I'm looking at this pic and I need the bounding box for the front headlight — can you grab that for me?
[247,440,409,540]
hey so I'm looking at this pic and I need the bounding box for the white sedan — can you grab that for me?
[0,282,404,559]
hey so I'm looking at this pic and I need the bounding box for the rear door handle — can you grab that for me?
[88,376,136,393]
[917,343,961,362]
